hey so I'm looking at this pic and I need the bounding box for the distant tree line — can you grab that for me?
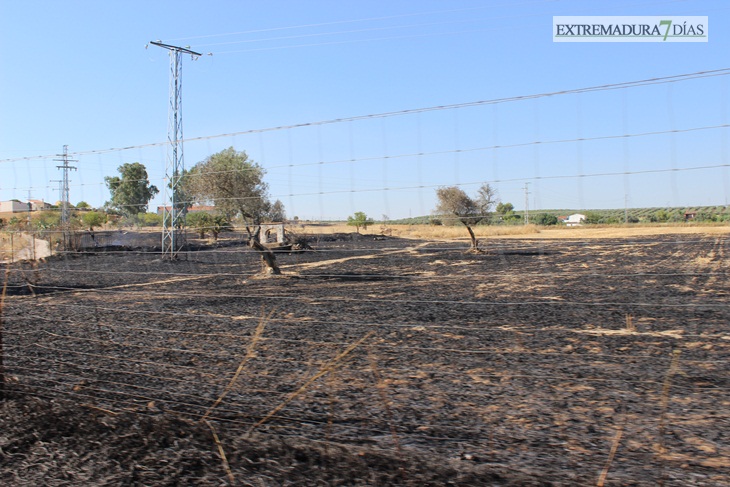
[387,205,730,226]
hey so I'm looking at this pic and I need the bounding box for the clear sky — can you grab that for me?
[1,0,729,220]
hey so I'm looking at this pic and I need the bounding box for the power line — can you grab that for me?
[2,68,729,165]
[6,123,730,204]
[161,4,508,42]
[192,16,513,49]
[211,25,520,55]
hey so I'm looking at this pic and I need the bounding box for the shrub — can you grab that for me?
[81,211,107,230]
[139,213,163,227]
[534,213,558,226]
[187,213,213,238]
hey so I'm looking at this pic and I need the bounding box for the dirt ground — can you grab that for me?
[1,231,729,486]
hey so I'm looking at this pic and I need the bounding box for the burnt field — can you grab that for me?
[1,232,729,486]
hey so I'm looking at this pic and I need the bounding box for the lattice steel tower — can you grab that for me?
[150,41,201,259]
[54,145,77,224]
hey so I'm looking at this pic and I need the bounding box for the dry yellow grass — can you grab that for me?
[295,223,540,239]
[522,224,730,240]
[294,222,730,240]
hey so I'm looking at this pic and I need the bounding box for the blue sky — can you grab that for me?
[1,0,728,220]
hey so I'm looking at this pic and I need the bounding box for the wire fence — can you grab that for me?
[1,229,729,484]
[1,69,730,484]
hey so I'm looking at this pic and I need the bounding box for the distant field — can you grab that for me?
[299,222,730,240]
[2,223,728,263]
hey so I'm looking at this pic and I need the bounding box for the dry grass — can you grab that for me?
[293,222,730,241]
[387,224,541,240]
[528,224,730,240]
[2,221,727,262]
[297,223,540,239]
[0,233,33,261]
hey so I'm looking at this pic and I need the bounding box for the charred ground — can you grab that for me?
[1,232,729,485]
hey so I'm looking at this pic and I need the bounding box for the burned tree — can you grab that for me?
[435,184,496,251]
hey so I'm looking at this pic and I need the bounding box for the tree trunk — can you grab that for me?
[465,225,478,251]
[249,227,281,275]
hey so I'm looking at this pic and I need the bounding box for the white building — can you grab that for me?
[565,213,586,227]
[0,200,30,213]
[28,199,52,211]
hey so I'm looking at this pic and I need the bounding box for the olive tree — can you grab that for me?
[184,148,272,231]
[187,212,233,241]
[435,184,497,251]
[184,147,282,274]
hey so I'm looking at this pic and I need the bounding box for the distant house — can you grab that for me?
[565,213,586,227]
[0,200,31,213]
[28,199,52,211]
[684,212,697,221]
[0,199,54,213]
[188,205,217,214]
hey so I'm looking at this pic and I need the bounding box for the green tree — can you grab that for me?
[81,211,106,231]
[435,184,496,251]
[583,211,603,224]
[653,209,670,223]
[76,201,91,209]
[186,212,213,238]
[209,215,233,240]
[347,212,374,233]
[187,212,233,240]
[184,147,280,274]
[265,199,286,222]
[105,162,159,216]
[496,202,514,215]
[169,168,192,218]
[183,148,274,232]
[186,213,232,240]
[534,213,558,225]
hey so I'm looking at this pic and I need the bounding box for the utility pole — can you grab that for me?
[150,40,201,260]
[54,146,77,247]
[51,180,63,221]
[523,182,531,225]
[51,180,63,200]
[26,190,33,227]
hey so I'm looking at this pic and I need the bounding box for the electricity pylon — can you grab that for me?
[150,41,201,259]
[54,145,77,225]
[54,146,77,247]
